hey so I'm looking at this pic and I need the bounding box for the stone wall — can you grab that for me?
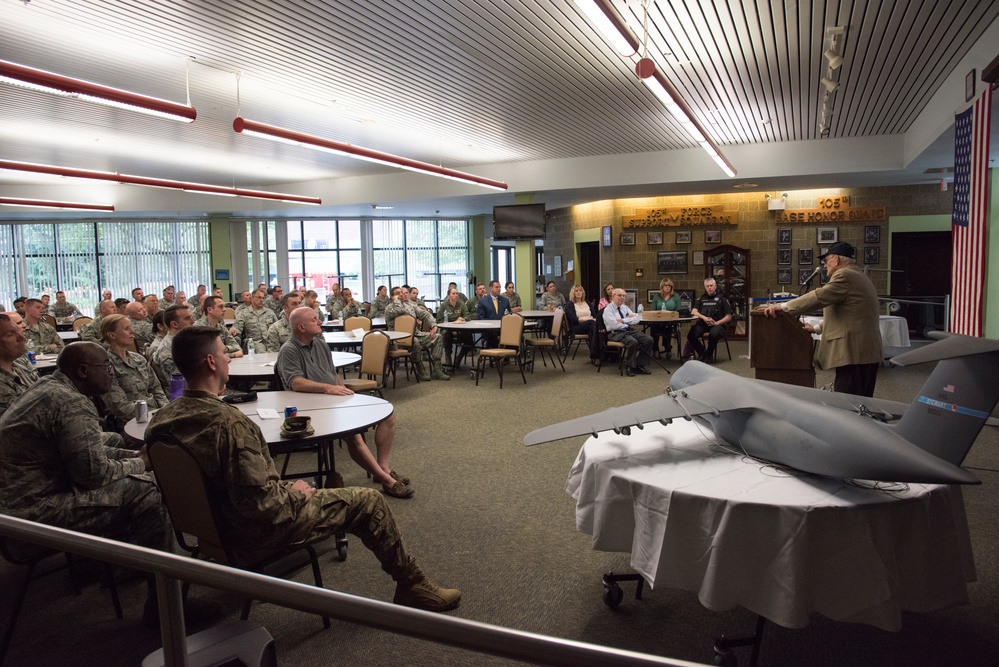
[542,184,952,307]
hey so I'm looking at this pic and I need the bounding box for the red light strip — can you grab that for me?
[0,196,115,212]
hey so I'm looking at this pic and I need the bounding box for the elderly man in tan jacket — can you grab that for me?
[763,241,882,397]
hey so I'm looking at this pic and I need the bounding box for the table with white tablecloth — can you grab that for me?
[802,314,910,348]
[567,420,974,631]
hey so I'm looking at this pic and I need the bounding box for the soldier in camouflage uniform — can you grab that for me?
[50,291,84,319]
[233,289,252,316]
[324,282,344,319]
[100,314,168,424]
[368,285,391,318]
[464,284,487,319]
[194,296,243,357]
[0,342,171,558]
[0,313,39,418]
[148,327,460,612]
[234,290,276,351]
[435,289,475,367]
[151,305,195,392]
[158,285,177,311]
[336,288,361,320]
[125,301,156,351]
[263,291,303,352]
[263,285,284,317]
[384,286,449,381]
[23,298,64,354]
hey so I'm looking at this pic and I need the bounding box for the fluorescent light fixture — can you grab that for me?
[0,160,321,205]
[573,0,638,56]
[823,49,844,70]
[233,117,508,191]
[821,77,840,93]
[0,196,115,212]
[0,59,196,123]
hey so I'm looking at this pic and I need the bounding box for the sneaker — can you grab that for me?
[382,480,415,499]
[394,578,461,612]
[625,368,636,377]
[634,366,652,375]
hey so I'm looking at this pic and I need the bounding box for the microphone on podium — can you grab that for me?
[800,266,822,288]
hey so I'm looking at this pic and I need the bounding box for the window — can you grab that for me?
[373,218,469,308]
[287,220,362,301]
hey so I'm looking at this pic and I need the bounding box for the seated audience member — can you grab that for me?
[233,289,252,315]
[159,285,177,310]
[263,285,284,317]
[190,284,208,313]
[195,296,243,357]
[176,291,188,307]
[151,305,195,391]
[100,314,168,424]
[276,308,417,496]
[368,285,390,318]
[41,294,52,313]
[125,301,156,350]
[464,284,486,320]
[12,297,27,317]
[324,282,344,318]
[436,288,473,366]
[212,286,224,299]
[539,281,565,310]
[143,293,160,323]
[95,289,113,316]
[149,326,459,611]
[503,282,523,312]
[0,313,39,418]
[264,291,303,351]
[686,278,732,363]
[444,281,468,306]
[23,298,64,354]
[564,285,599,364]
[0,342,171,619]
[597,282,615,310]
[114,297,130,314]
[131,287,145,303]
[408,287,427,311]
[190,293,209,321]
[650,277,682,358]
[147,310,168,356]
[234,289,277,352]
[603,288,653,377]
[81,299,118,343]
[338,288,361,320]
[385,286,449,381]
[303,290,325,322]
[475,281,511,349]
[51,291,84,319]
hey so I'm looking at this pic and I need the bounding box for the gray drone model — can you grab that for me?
[525,332,999,485]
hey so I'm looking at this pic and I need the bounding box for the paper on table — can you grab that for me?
[262,362,275,367]
[351,328,366,338]
[257,408,281,419]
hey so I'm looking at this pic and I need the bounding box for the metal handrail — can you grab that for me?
[0,514,705,667]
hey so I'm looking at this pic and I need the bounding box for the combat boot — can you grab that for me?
[431,359,450,381]
[414,358,432,382]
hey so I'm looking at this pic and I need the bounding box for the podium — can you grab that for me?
[750,310,815,387]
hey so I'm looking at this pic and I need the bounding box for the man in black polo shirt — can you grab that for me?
[275,307,413,498]
[686,278,732,363]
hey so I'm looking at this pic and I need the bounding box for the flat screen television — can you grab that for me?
[493,203,545,239]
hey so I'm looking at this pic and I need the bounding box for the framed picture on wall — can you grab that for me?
[777,228,792,245]
[678,290,695,311]
[647,231,663,245]
[798,248,813,264]
[602,225,612,247]
[777,248,792,265]
[705,230,722,244]
[647,289,659,304]
[624,289,638,312]
[657,251,688,275]
[676,230,692,244]
[692,250,704,266]
[817,227,838,244]
[798,268,814,284]
[620,232,636,246]
[864,247,880,265]
[554,255,562,276]
[864,226,881,244]
[777,268,792,285]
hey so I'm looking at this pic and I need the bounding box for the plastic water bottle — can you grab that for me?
[169,373,186,400]
[247,337,255,358]
[637,303,644,314]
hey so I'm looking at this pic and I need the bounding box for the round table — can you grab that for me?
[323,330,409,348]
[227,350,361,382]
[322,317,387,331]
[57,331,79,342]
[30,354,58,375]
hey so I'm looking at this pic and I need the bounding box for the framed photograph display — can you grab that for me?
[692,250,704,266]
[777,228,792,245]
[777,268,792,284]
[798,248,813,265]
[624,289,638,312]
[647,289,659,304]
[817,227,838,244]
[705,230,722,244]
[602,225,612,247]
[554,255,562,276]
[864,226,881,244]
[777,249,792,265]
[675,230,692,244]
[798,268,814,284]
[620,232,636,246]
[657,251,688,275]
[647,231,663,245]
[678,290,695,311]
[864,247,880,265]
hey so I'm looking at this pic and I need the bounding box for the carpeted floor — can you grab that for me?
[3,339,998,666]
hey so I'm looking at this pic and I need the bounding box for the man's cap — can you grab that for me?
[820,241,855,260]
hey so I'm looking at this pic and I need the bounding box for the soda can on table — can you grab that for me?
[284,405,297,419]
[27,351,36,365]
[135,400,148,423]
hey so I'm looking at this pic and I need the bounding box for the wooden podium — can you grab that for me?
[750,310,815,387]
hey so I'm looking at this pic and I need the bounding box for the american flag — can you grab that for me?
[950,86,992,337]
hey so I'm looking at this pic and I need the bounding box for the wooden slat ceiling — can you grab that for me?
[0,0,995,192]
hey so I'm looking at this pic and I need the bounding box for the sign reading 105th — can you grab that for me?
[775,196,886,223]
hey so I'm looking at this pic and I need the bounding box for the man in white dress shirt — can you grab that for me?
[602,288,653,376]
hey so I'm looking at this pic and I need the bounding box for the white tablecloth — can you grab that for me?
[802,314,910,348]
[567,421,974,630]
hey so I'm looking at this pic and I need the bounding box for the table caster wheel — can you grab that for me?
[713,647,737,666]
[602,582,624,608]
[336,538,348,561]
